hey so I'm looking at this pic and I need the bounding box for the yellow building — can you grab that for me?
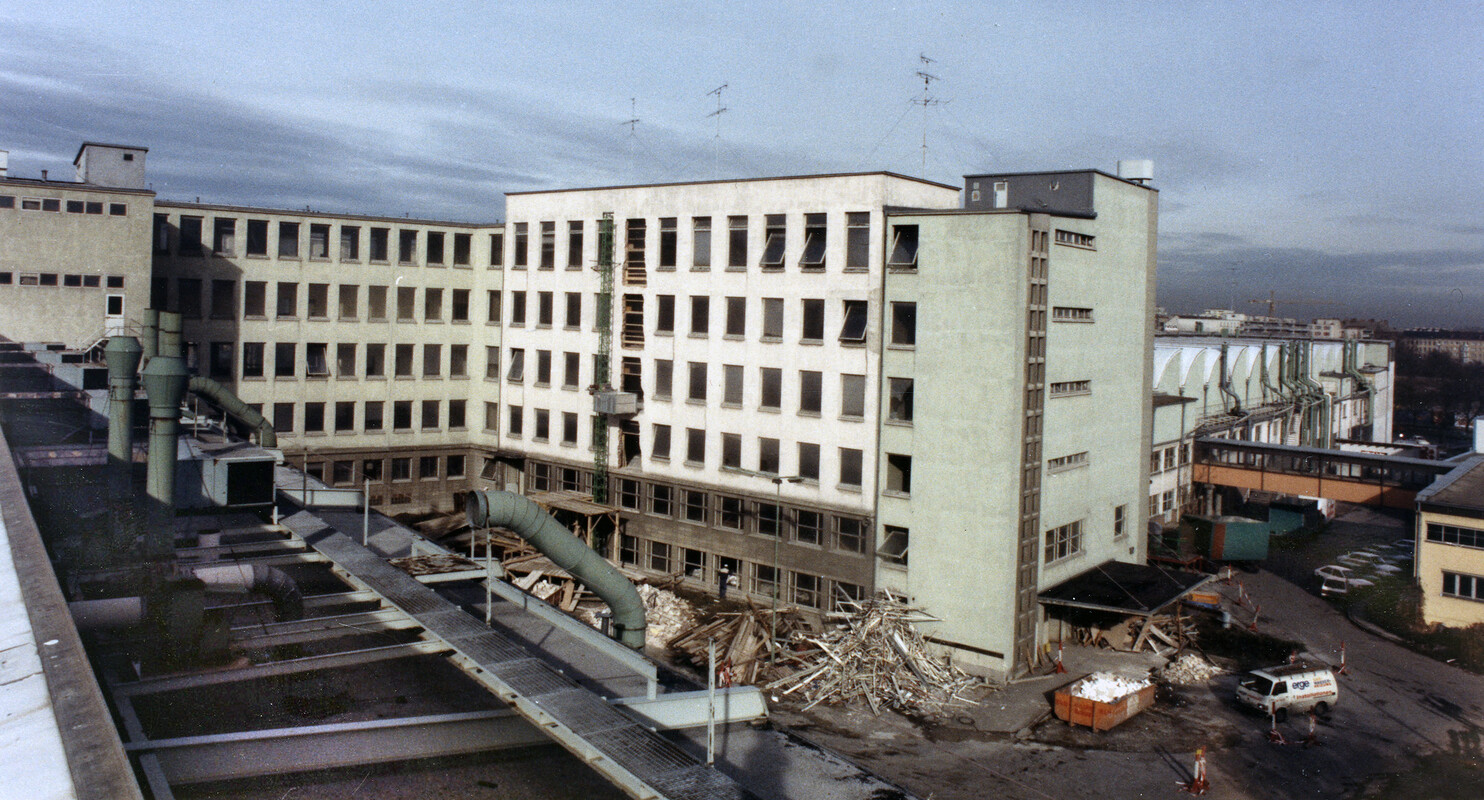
[1416,455,1484,627]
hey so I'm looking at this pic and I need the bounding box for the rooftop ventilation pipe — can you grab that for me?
[188,376,277,448]
[140,308,159,364]
[464,490,646,649]
[1343,340,1373,431]
[141,311,188,559]
[104,336,142,485]
[191,564,303,620]
[1293,342,1328,447]
[1218,343,1244,416]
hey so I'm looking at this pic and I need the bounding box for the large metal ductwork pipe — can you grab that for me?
[465,490,647,649]
[140,308,159,364]
[189,376,277,448]
[193,564,304,621]
[104,336,142,483]
[141,311,188,560]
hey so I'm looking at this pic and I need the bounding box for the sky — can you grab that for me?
[2,1,1480,327]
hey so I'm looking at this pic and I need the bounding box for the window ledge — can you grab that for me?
[836,484,863,494]
[365,375,387,381]
[688,333,709,339]
[338,316,359,323]
[884,419,913,428]
[797,410,822,418]
[886,343,916,351]
[685,399,706,406]
[882,489,910,499]
[839,415,865,423]
[799,338,823,346]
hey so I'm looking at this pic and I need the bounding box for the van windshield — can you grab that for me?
[1240,675,1274,695]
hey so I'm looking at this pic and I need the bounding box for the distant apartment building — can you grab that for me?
[1401,330,1484,365]
[0,142,1161,678]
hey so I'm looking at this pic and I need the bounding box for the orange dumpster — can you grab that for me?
[1053,677,1157,731]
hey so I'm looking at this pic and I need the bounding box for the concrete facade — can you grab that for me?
[1416,456,1484,628]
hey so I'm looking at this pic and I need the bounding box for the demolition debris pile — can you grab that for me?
[1071,672,1153,703]
[1158,653,1223,684]
[668,605,810,685]
[638,584,698,648]
[766,598,985,714]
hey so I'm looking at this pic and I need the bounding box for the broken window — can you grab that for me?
[212,218,236,255]
[365,344,385,377]
[760,214,785,270]
[423,344,442,377]
[651,424,672,461]
[887,224,919,269]
[210,279,235,319]
[178,216,204,255]
[367,286,387,319]
[337,343,356,377]
[888,378,914,423]
[310,224,330,259]
[886,454,912,495]
[840,300,868,343]
[424,287,443,321]
[800,213,826,269]
[337,285,358,319]
[654,359,673,400]
[397,287,416,320]
[880,527,909,565]
[307,283,329,318]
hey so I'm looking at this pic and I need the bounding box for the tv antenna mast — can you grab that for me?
[618,98,640,180]
[912,54,945,172]
[706,83,728,175]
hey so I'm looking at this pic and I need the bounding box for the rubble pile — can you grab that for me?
[1071,672,1153,703]
[1159,653,1223,685]
[766,597,985,714]
[638,584,698,648]
[668,606,810,685]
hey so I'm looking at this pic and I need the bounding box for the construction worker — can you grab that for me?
[718,566,731,599]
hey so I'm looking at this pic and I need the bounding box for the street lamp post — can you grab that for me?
[770,475,804,667]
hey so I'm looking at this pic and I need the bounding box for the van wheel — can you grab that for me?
[1314,702,1330,715]
[1274,708,1288,723]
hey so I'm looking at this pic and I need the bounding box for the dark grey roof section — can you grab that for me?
[1417,454,1484,514]
[962,168,1158,192]
[1039,561,1210,616]
[0,176,156,196]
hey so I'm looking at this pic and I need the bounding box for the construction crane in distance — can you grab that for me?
[1249,290,1343,318]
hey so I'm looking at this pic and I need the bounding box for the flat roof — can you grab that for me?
[962,168,1158,192]
[506,170,960,197]
[0,176,156,197]
[73,142,148,163]
[1039,561,1211,616]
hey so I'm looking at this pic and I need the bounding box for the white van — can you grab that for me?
[1235,663,1339,721]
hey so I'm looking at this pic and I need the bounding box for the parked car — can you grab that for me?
[1336,551,1398,571]
[1314,564,1373,596]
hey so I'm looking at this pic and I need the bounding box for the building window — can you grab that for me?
[723,365,743,406]
[310,224,330,259]
[1114,504,1127,538]
[368,286,388,319]
[423,344,442,377]
[799,370,822,415]
[1053,306,1094,322]
[797,442,820,481]
[840,300,868,343]
[508,405,523,437]
[654,359,673,400]
[211,218,236,255]
[484,401,500,432]
[654,294,675,334]
[109,203,127,216]
[846,212,870,269]
[725,296,746,337]
[398,229,418,265]
[364,402,384,431]
[395,344,414,377]
[686,428,706,466]
[391,457,412,481]
[177,216,204,255]
[727,216,747,269]
[339,285,359,319]
[209,343,233,379]
[562,412,578,445]
[274,343,296,378]
[801,299,825,342]
[512,222,528,267]
[307,283,329,319]
[420,455,440,479]
[242,343,265,378]
[1427,523,1484,549]
[483,345,500,380]
[789,510,820,546]
[885,454,912,495]
[691,216,709,268]
[652,424,671,461]
[365,227,387,261]
[647,541,672,573]
[760,368,782,410]
[336,343,356,377]
[272,403,294,433]
[880,526,909,565]
[760,214,785,270]
[1044,520,1084,564]
[690,296,709,336]
[718,433,742,470]
[1050,380,1091,397]
[365,344,386,378]
[839,448,863,488]
[760,297,785,341]
[489,232,504,267]
[1048,451,1089,473]
[534,409,550,441]
[390,401,412,431]
[792,572,822,608]
[841,374,866,418]
[752,564,779,598]
[423,231,445,264]
[451,289,470,322]
[562,352,580,389]
[758,437,780,474]
[887,224,919,269]
[334,402,355,433]
[507,349,525,382]
[566,221,584,269]
[887,378,914,423]
[303,402,326,433]
[424,287,443,321]
[278,222,300,258]
[447,454,466,478]
[688,362,707,402]
[1442,571,1484,602]
[682,488,708,523]
[563,292,582,329]
[890,302,916,346]
[799,213,826,269]
[1054,229,1095,249]
[177,278,202,319]
[275,283,300,318]
[535,350,552,385]
[341,225,361,260]
[509,290,526,325]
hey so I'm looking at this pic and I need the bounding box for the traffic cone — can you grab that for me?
[1054,640,1067,674]
[1180,747,1210,794]
[1247,605,1262,633]
[1302,711,1320,748]
[1337,641,1350,676]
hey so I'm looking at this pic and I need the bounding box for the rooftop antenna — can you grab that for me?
[618,98,640,182]
[912,54,945,173]
[706,83,728,176]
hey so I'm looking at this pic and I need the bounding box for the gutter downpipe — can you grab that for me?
[188,376,278,448]
[141,311,189,561]
[1218,343,1245,418]
[1295,342,1329,448]
[465,490,647,649]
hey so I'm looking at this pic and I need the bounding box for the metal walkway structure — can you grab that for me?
[287,519,758,800]
[1192,438,1455,509]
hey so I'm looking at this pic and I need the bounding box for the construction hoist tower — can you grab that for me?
[591,213,615,503]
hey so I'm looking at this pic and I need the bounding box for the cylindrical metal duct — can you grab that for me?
[157,311,183,360]
[69,597,146,630]
[188,376,277,448]
[103,336,142,477]
[465,490,647,649]
[140,308,159,364]
[141,338,189,559]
